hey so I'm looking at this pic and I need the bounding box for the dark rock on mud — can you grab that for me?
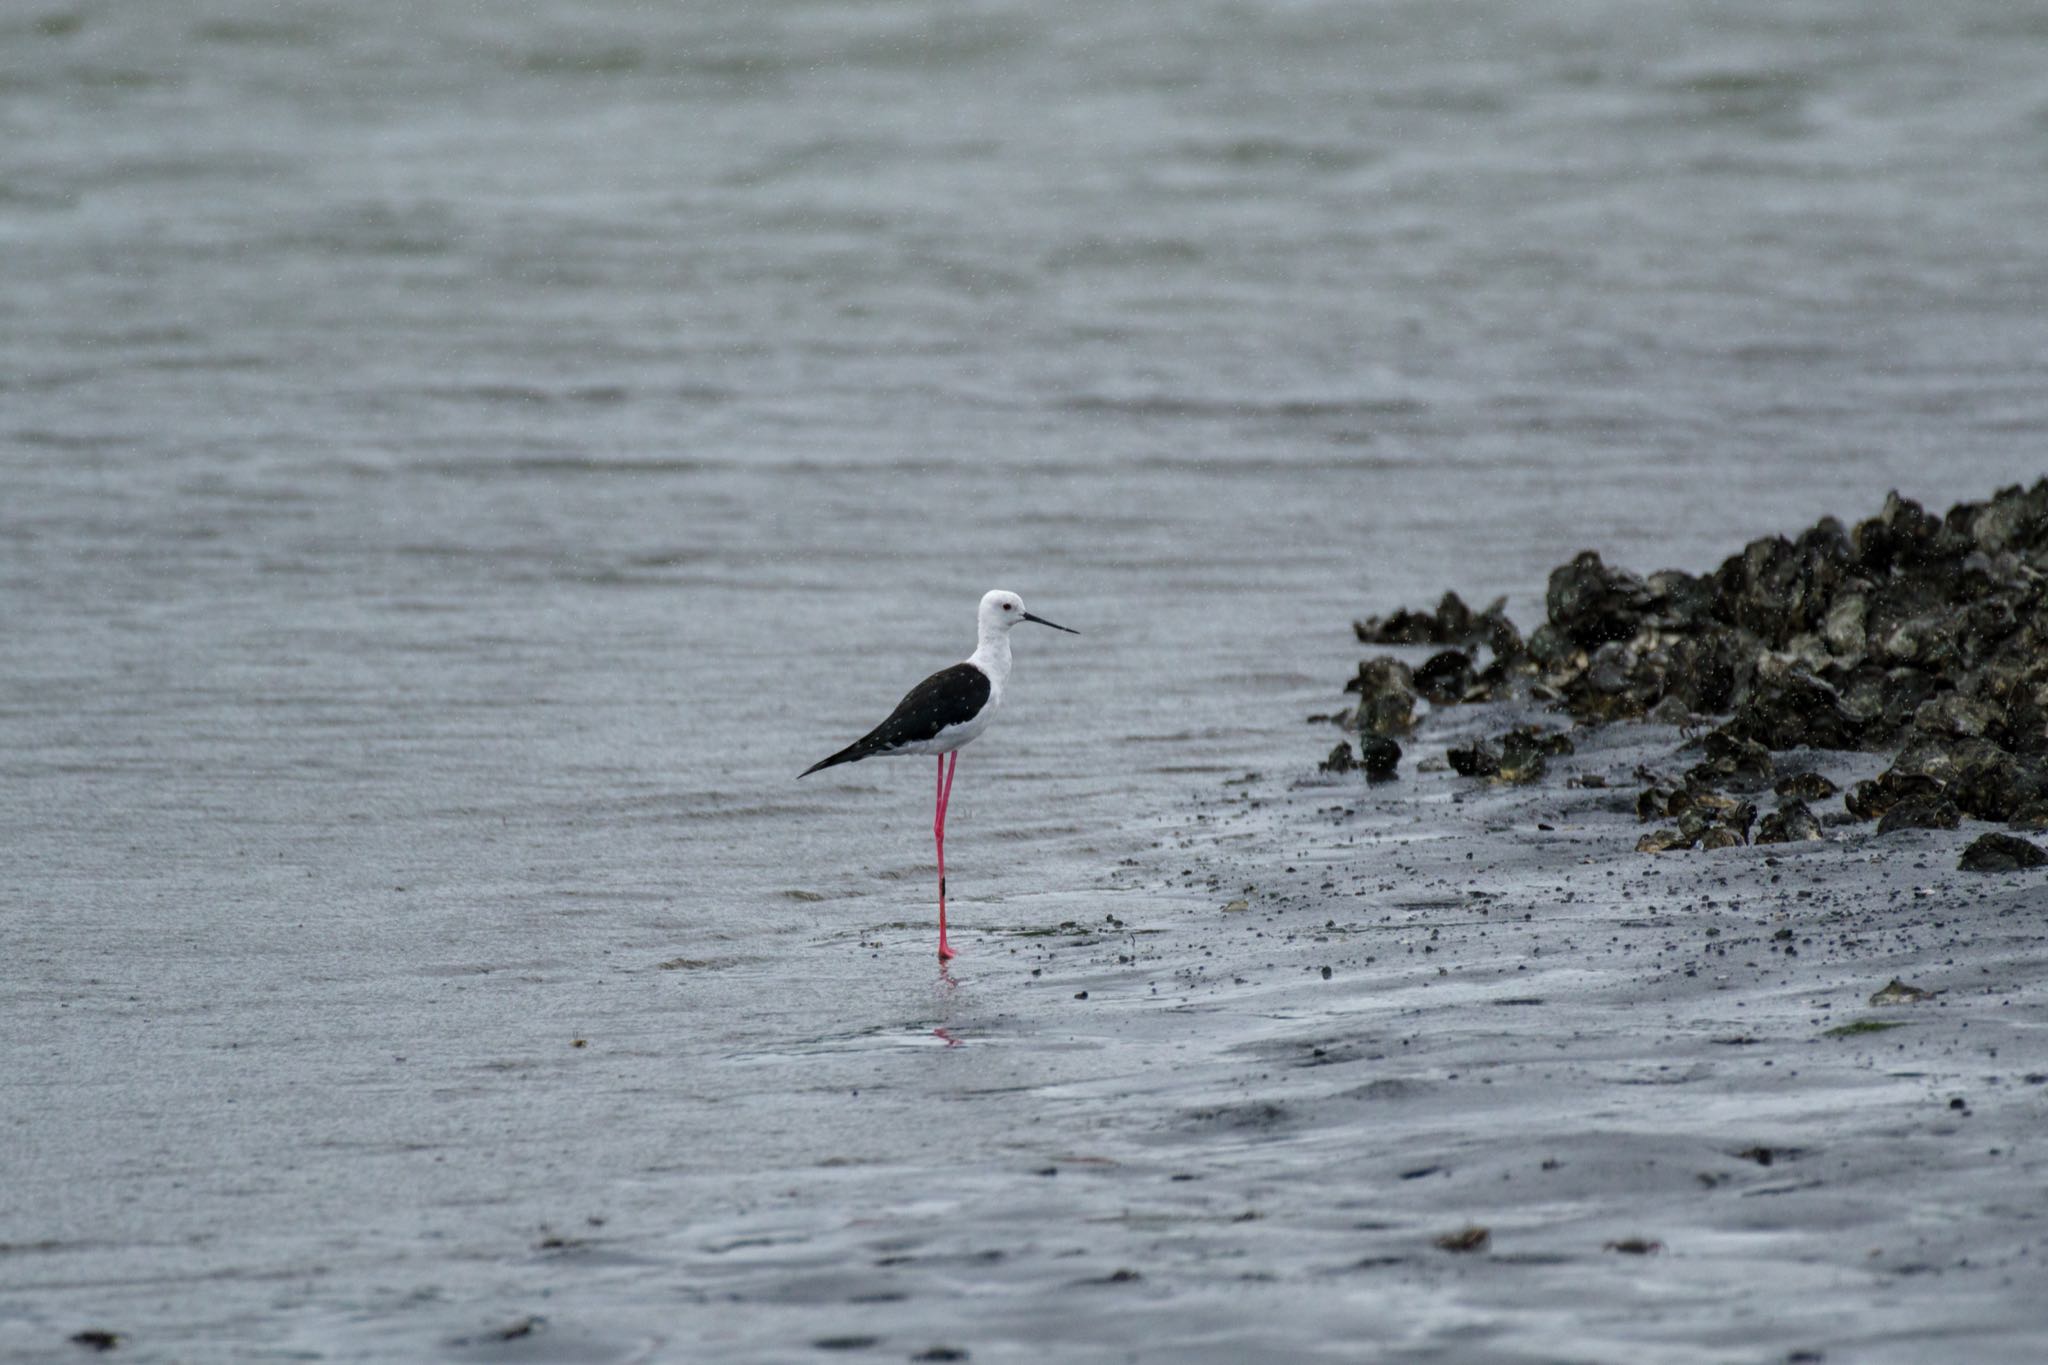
[1726,668,1863,752]
[1498,727,1571,783]
[1774,771,1839,802]
[1356,591,1480,646]
[1435,1225,1491,1253]
[1447,741,1501,779]
[1875,796,1962,835]
[1636,827,1693,854]
[1354,590,1524,656]
[2009,801,2048,831]
[1845,769,1945,821]
[1754,798,1824,845]
[1346,658,1418,738]
[1446,727,1568,783]
[1632,784,1754,851]
[1947,750,2044,823]
[1604,1238,1664,1255]
[1323,738,1402,781]
[1547,551,1654,649]
[1361,735,1402,781]
[1414,649,1475,704]
[1354,606,1443,646]
[1688,730,1774,792]
[1957,833,2048,872]
[1869,978,1938,1005]
[1494,740,1547,783]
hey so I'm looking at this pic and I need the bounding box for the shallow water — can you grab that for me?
[4,1,2048,1359]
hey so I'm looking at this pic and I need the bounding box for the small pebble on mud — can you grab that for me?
[1435,1226,1490,1253]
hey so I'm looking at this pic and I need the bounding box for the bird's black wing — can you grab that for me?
[800,663,992,776]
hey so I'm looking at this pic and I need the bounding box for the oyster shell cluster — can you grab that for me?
[1328,483,2048,868]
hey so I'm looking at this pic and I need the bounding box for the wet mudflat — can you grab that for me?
[630,711,2048,1365]
[14,708,2048,1362]
[9,0,2048,1359]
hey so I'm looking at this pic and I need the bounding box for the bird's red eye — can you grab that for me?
[1003,602,1014,610]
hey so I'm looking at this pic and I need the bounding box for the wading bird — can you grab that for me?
[800,590,1077,960]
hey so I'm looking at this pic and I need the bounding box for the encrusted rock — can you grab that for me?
[1354,591,1516,650]
[1774,771,1838,802]
[1526,621,1578,670]
[1661,631,1750,714]
[1687,730,1774,792]
[1496,731,1549,784]
[1726,668,1862,751]
[1414,650,1475,705]
[1347,658,1418,737]
[1647,568,1719,633]
[1755,798,1823,844]
[1515,727,1575,757]
[1710,525,1850,647]
[1482,612,1526,667]
[1958,832,2048,872]
[1912,693,2001,739]
[1888,732,1996,784]
[1546,551,1653,650]
[2009,801,2048,831]
[1645,694,1694,727]
[1319,742,1357,775]
[1631,787,1755,850]
[1852,490,1948,576]
[1447,741,1501,778]
[1875,795,1961,835]
[1963,482,2048,553]
[1948,750,2041,823]
[1821,593,1868,657]
[1332,481,2048,859]
[1845,769,1945,821]
[1361,735,1402,781]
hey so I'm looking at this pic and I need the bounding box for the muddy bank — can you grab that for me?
[1137,704,2048,1364]
[649,707,2048,1363]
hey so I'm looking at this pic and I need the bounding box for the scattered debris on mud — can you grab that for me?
[1434,1226,1491,1254]
[1603,1238,1663,1256]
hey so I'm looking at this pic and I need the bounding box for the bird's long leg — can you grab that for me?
[935,750,959,961]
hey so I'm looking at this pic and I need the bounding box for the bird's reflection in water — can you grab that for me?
[932,964,965,1045]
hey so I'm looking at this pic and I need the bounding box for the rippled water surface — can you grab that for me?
[5,1,2047,1359]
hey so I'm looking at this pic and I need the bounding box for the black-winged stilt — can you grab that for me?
[800,589,1078,961]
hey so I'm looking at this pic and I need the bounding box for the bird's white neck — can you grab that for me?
[968,621,1013,693]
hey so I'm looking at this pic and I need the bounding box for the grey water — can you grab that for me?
[4,1,2047,1359]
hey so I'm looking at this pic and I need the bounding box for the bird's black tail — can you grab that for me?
[799,741,870,778]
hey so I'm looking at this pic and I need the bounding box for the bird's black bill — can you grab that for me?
[1022,611,1078,634]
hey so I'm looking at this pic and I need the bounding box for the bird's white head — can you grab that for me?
[978,589,1078,639]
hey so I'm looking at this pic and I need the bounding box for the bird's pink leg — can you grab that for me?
[935,750,959,961]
